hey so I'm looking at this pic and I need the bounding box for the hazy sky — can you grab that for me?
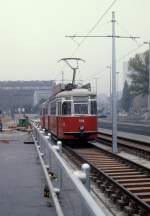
[0,0,150,95]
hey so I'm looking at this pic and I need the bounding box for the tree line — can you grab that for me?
[121,50,149,112]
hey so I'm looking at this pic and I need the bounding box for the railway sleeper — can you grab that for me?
[113,174,148,180]
[128,187,150,193]
[123,182,150,188]
[89,161,120,165]
[142,197,150,204]
[135,192,150,198]
[104,168,136,173]
[108,171,140,176]
[118,178,150,184]
[98,165,128,169]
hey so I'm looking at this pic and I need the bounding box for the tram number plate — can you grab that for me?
[79,119,84,123]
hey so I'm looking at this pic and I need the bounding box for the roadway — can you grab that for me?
[98,118,150,136]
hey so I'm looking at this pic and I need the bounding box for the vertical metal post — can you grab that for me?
[107,66,111,97]
[57,141,62,153]
[81,163,91,191]
[116,72,119,98]
[148,43,150,118]
[110,66,111,97]
[112,11,118,153]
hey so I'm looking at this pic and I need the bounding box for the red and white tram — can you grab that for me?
[40,87,97,141]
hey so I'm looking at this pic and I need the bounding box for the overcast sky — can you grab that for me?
[0,0,149,95]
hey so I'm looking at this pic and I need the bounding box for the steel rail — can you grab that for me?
[92,142,150,174]
[97,132,150,158]
[98,131,150,147]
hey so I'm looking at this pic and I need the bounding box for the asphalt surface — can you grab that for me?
[0,131,56,216]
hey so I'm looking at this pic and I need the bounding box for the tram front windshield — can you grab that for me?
[73,96,88,115]
[74,103,88,114]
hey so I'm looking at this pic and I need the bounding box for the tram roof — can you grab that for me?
[56,88,95,98]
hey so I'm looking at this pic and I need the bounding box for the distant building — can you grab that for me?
[0,80,55,113]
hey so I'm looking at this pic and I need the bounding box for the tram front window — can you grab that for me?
[62,101,71,115]
[74,103,88,114]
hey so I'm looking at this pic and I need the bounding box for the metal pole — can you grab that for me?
[107,66,111,97]
[149,43,150,118]
[116,72,119,99]
[81,163,91,191]
[109,66,111,97]
[112,11,118,153]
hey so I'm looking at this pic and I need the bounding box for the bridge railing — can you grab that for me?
[32,123,106,216]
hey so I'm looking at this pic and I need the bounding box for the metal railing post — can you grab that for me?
[81,163,91,191]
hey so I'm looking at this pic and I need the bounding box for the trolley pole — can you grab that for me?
[112,11,117,153]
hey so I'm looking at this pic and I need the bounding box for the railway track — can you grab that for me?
[63,144,150,216]
[97,132,150,160]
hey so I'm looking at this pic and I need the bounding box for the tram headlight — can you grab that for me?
[80,125,85,132]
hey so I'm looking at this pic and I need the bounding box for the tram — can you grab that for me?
[40,85,97,141]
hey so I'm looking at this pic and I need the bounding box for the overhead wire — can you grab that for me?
[86,16,144,80]
[87,43,144,80]
[55,0,119,83]
[70,0,119,57]
[117,43,144,63]
[116,22,139,46]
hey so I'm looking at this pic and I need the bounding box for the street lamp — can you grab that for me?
[93,77,101,95]
[144,41,150,118]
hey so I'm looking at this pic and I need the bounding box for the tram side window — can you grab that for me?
[45,107,48,115]
[51,102,56,115]
[43,108,46,115]
[62,101,71,115]
[91,101,97,114]
[58,101,62,115]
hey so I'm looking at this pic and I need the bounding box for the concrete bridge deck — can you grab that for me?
[0,130,56,216]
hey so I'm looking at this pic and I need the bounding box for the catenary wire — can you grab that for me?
[70,0,119,57]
